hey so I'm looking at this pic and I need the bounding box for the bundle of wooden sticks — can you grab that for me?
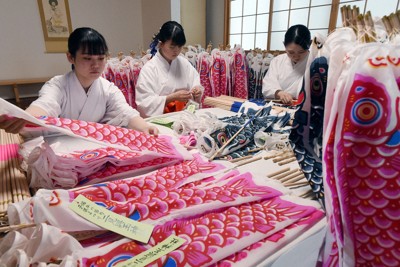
[222,148,313,199]
[341,5,400,42]
[0,129,31,214]
[203,95,246,111]
[204,95,298,111]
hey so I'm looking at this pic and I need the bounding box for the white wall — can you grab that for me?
[0,0,211,99]
[171,0,181,23]
[181,0,206,47]
[69,0,143,57]
[0,0,143,98]
[141,0,171,51]
[206,0,225,49]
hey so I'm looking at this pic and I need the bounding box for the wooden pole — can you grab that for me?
[0,139,6,212]
[277,157,297,166]
[235,156,263,167]
[266,167,290,178]
[7,133,20,203]
[274,169,302,181]
[282,173,306,184]
[229,155,252,163]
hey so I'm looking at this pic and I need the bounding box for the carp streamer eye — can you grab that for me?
[217,132,228,144]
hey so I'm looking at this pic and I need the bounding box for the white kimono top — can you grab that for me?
[262,53,309,99]
[30,71,139,127]
[135,52,203,118]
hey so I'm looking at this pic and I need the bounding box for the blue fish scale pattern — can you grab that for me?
[289,56,328,205]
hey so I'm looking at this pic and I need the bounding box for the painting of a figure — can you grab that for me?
[38,0,72,40]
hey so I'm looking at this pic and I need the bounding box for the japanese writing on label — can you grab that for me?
[69,195,154,243]
[186,103,196,113]
[115,235,186,267]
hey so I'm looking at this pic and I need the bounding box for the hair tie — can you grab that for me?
[149,39,158,57]
[149,32,160,57]
[149,27,162,57]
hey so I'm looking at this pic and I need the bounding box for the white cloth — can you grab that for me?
[30,71,139,127]
[135,52,203,118]
[262,53,308,99]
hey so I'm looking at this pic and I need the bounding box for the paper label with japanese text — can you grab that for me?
[69,194,154,243]
[115,235,186,267]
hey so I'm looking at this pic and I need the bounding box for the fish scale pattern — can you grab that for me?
[322,42,400,266]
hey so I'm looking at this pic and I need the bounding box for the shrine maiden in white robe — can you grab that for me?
[262,53,308,99]
[135,52,203,118]
[30,71,139,127]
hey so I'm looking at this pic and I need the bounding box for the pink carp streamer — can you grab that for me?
[6,152,323,266]
[322,33,400,266]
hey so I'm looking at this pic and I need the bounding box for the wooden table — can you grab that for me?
[0,77,50,104]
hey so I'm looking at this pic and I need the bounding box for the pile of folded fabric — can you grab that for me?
[3,153,324,266]
[0,99,192,189]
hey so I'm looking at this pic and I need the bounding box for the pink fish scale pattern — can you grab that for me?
[232,50,248,99]
[103,59,137,108]
[337,73,400,267]
[211,55,223,97]
[78,172,283,222]
[83,157,177,183]
[114,71,131,106]
[211,210,325,267]
[68,146,179,185]
[322,45,400,267]
[71,153,227,202]
[80,197,319,267]
[219,57,228,96]
[147,197,318,267]
[197,53,213,103]
[70,147,140,161]
[8,149,324,266]
[211,50,229,97]
[39,116,178,156]
[323,121,342,266]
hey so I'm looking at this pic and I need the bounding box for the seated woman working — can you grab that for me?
[262,24,311,104]
[0,27,158,135]
[135,21,203,118]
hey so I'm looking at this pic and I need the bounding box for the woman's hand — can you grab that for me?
[142,125,159,136]
[275,90,293,104]
[128,116,159,136]
[190,86,202,103]
[168,89,192,103]
[0,115,27,134]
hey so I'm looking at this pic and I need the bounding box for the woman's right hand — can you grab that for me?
[0,115,27,134]
[169,89,193,103]
[275,90,294,104]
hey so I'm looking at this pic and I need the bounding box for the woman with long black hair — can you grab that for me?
[135,21,203,117]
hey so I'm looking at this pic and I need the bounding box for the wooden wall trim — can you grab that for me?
[267,0,274,50]
[224,0,230,46]
[329,0,340,33]
[224,0,344,49]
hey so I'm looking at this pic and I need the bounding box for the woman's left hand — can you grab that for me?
[0,115,28,134]
[190,87,202,102]
[128,117,159,136]
[143,125,159,136]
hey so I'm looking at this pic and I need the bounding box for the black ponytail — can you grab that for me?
[149,21,186,57]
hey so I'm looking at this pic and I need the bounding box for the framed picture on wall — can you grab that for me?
[37,0,72,52]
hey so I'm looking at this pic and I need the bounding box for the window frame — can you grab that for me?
[224,0,399,50]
